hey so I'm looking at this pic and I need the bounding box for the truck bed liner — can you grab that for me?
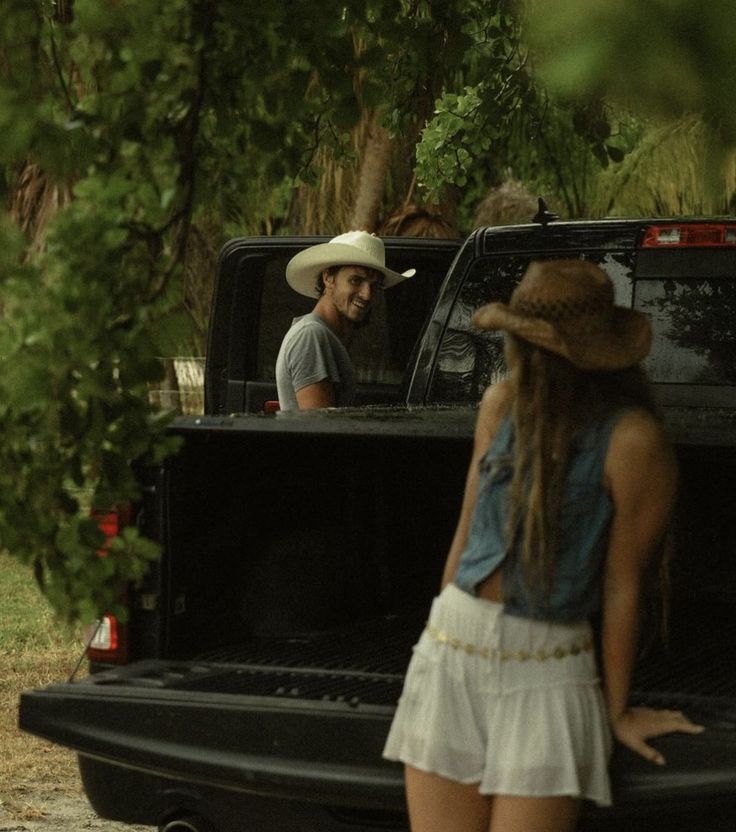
[87,603,736,721]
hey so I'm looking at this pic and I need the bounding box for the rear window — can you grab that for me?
[427,252,634,404]
[428,246,736,405]
[634,277,736,385]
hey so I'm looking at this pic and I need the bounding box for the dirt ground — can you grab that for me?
[2,667,155,832]
[0,783,154,832]
[0,692,155,832]
[0,552,155,831]
[0,711,155,832]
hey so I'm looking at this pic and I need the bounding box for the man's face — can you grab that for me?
[324,265,384,326]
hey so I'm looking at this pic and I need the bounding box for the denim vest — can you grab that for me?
[454,411,625,621]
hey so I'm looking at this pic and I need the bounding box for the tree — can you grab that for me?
[592,118,736,217]
[0,0,382,622]
[286,0,537,234]
[0,0,543,622]
[5,0,676,623]
[523,0,736,200]
[410,6,638,224]
[525,0,736,145]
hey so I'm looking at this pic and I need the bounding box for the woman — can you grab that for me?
[383,260,703,832]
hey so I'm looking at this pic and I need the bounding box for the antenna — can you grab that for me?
[532,197,559,226]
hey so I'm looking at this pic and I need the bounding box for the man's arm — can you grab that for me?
[296,380,336,409]
[281,321,344,410]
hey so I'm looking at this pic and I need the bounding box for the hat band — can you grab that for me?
[512,296,611,321]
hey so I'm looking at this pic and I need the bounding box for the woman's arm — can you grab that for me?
[602,409,703,765]
[440,382,510,588]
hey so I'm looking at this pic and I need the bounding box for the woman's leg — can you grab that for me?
[488,795,580,832]
[405,766,491,832]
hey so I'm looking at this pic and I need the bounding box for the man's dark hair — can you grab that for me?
[315,264,383,296]
[315,265,342,296]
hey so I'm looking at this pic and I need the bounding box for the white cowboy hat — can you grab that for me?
[286,230,416,298]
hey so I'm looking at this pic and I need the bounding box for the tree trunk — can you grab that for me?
[349,111,391,232]
[8,163,73,255]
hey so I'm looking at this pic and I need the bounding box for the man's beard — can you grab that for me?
[339,307,372,329]
[352,308,372,329]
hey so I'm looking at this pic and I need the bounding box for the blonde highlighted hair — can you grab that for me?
[503,335,659,609]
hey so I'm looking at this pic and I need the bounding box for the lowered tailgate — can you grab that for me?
[20,659,406,808]
[19,630,736,813]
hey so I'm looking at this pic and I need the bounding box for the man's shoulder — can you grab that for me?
[287,313,328,333]
[280,314,344,368]
[284,314,332,345]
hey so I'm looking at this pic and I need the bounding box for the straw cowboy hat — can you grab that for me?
[473,259,652,371]
[286,230,416,298]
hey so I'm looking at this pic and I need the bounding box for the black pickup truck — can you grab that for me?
[19,220,736,832]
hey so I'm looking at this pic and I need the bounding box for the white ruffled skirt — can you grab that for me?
[383,583,612,806]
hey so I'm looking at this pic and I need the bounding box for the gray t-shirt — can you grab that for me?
[275,313,356,410]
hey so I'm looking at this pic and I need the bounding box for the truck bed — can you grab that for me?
[18,404,736,830]
[19,601,736,821]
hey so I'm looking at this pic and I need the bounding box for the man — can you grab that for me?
[275,230,415,410]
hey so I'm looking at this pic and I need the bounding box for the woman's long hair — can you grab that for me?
[504,334,662,610]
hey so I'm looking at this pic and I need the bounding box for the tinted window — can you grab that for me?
[428,252,634,404]
[636,279,736,384]
[257,254,451,386]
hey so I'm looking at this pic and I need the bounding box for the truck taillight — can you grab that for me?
[642,223,736,247]
[87,615,119,652]
[91,504,132,557]
[84,612,129,664]
[86,506,132,664]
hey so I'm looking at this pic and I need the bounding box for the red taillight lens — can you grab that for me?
[86,506,132,664]
[642,224,736,247]
[92,510,119,556]
[85,613,129,664]
[86,614,119,652]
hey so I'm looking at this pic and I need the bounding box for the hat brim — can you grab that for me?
[286,242,416,298]
[473,302,652,371]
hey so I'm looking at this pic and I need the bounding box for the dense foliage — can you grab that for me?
[2,1,732,623]
[0,0,542,623]
[525,0,736,198]
[526,0,736,143]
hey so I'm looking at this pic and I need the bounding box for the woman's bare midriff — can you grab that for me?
[475,568,504,602]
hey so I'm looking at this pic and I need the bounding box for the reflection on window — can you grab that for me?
[429,252,634,404]
[428,257,521,403]
[637,279,736,384]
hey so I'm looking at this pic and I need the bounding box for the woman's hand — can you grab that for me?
[610,706,705,765]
